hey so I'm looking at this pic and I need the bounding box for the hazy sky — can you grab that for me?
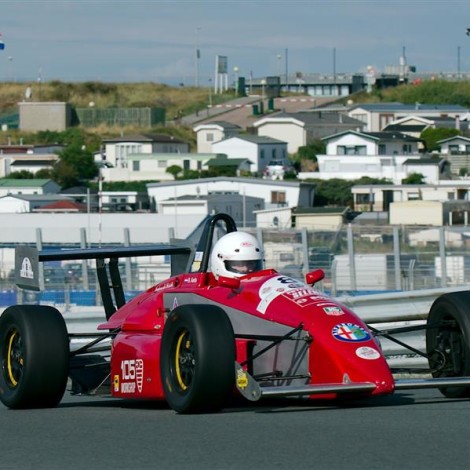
[1,0,470,85]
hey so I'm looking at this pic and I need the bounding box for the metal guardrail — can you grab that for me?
[2,286,469,368]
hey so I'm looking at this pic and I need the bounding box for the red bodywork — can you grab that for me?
[99,269,395,401]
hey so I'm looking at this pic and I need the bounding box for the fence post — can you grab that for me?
[347,223,356,291]
[36,228,44,291]
[439,227,447,288]
[124,228,132,291]
[393,226,402,291]
[257,227,264,268]
[301,228,309,276]
[80,228,89,290]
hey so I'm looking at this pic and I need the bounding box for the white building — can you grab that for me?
[298,130,423,184]
[193,121,242,154]
[348,103,469,132]
[211,135,288,174]
[157,193,264,228]
[351,182,470,212]
[147,177,315,211]
[102,134,190,169]
[0,195,75,213]
[253,112,364,154]
[0,179,60,196]
[99,153,220,182]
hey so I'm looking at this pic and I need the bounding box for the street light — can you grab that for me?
[195,27,201,87]
[207,78,212,116]
[7,56,13,82]
[233,66,239,94]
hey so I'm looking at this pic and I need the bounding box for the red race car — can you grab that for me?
[1,213,470,412]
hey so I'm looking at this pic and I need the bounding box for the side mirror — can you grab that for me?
[306,269,325,286]
[217,276,241,290]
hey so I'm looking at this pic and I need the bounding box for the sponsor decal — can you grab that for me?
[183,276,198,284]
[323,306,344,316]
[120,358,144,394]
[20,257,34,279]
[332,323,371,342]
[257,276,306,313]
[153,281,174,291]
[172,297,178,310]
[113,375,119,392]
[356,346,381,360]
[236,369,249,390]
[282,287,332,308]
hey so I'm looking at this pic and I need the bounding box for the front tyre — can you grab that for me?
[160,305,235,414]
[0,305,69,409]
[426,291,470,398]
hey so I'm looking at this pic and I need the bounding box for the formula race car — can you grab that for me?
[2,213,470,413]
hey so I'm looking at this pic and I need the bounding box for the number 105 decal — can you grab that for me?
[120,359,144,393]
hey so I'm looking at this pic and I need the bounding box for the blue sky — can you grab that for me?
[1,0,470,85]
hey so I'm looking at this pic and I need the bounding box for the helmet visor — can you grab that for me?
[224,259,263,275]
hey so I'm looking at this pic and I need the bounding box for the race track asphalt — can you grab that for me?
[1,388,469,470]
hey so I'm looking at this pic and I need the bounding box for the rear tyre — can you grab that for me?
[0,305,69,409]
[160,305,235,414]
[426,291,470,398]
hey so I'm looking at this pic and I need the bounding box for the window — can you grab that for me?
[379,113,394,129]
[336,145,366,155]
[354,113,367,123]
[132,161,140,171]
[402,144,412,154]
[378,144,386,155]
[271,191,286,204]
[260,149,265,160]
[272,149,277,159]
[158,160,167,168]
[356,193,373,204]
[448,192,455,200]
[206,133,214,142]
[449,145,459,155]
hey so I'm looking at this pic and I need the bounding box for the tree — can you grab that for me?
[52,143,98,188]
[402,172,426,184]
[420,128,461,152]
[292,140,325,172]
[306,177,392,207]
[6,170,35,179]
[166,165,183,180]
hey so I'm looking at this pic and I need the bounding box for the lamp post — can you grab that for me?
[260,79,266,99]
[233,66,239,94]
[207,78,212,116]
[195,27,201,87]
[7,56,13,82]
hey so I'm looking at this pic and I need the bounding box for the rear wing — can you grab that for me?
[15,243,193,319]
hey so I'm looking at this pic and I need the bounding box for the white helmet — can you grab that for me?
[210,231,263,279]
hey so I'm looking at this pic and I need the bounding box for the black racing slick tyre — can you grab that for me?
[160,305,235,414]
[426,291,470,398]
[0,305,70,409]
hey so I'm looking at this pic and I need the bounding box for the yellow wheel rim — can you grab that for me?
[174,330,192,391]
[6,330,22,388]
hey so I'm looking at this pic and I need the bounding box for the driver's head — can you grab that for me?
[210,231,263,279]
